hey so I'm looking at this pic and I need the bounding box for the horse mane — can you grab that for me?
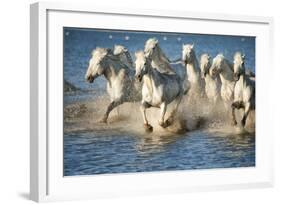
[91,47,130,72]
[200,53,211,70]
[91,47,108,58]
[213,54,232,72]
[234,52,244,61]
[155,45,171,64]
[144,38,170,63]
[135,50,145,58]
[183,44,200,71]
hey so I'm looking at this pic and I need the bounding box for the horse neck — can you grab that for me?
[219,61,234,84]
[185,60,199,83]
[103,58,123,83]
[204,73,213,83]
[143,66,154,93]
[237,72,246,86]
[152,50,171,69]
[120,53,133,68]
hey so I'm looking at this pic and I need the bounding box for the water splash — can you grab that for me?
[64,92,255,136]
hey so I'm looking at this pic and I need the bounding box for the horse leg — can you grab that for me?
[158,102,168,128]
[241,102,250,127]
[99,100,122,123]
[165,95,182,126]
[140,101,153,132]
[116,106,120,116]
[231,101,238,126]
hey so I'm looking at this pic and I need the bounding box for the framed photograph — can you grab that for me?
[30,2,274,202]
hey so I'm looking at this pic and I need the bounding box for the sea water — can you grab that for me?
[63,28,255,176]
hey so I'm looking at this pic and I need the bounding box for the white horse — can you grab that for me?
[85,47,141,123]
[200,53,220,104]
[231,52,255,127]
[182,44,204,100]
[113,45,134,69]
[210,54,235,111]
[144,38,176,74]
[134,51,184,132]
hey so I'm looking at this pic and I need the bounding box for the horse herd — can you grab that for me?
[85,38,255,132]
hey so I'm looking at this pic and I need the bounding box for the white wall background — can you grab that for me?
[0,0,280,204]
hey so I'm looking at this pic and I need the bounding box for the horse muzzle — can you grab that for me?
[201,71,207,79]
[86,75,95,83]
[135,74,142,82]
[234,73,240,81]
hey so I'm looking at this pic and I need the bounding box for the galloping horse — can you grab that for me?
[231,52,255,127]
[182,44,204,99]
[210,54,236,112]
[134,51,184,132]
[85,47,141,123]
[200,53,220,104]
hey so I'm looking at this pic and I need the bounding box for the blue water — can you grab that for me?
[64,131,255,176]
[63,27,255,176]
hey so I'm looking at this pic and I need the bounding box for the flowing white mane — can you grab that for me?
[212,54,233,71]
[144,38,175,74]
[145,38,171,63]
[135,50,145,60]
[200,54,210,67]
[212,54,224,67]
[91,47,108,60]
[113,45,134,68]
[233,52,244,65]
[200,53,211,72]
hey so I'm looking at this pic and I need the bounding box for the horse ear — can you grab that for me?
[191,44,194,49]
[242,54,246,60]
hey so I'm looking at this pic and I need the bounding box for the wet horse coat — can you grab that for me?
[134,51,184,132]
[85,47,141,123]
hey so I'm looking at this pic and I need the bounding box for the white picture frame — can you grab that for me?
[30,2,274,202]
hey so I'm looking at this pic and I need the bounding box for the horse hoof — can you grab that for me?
[159,118,173,128]
[165,117,174,126]
[231,120,237,126]
[159,121,168,128]
[144,124,153,132]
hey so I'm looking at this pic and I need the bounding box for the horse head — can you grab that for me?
[144,38,158,58]
[233,52,246,81]
[134,51,152,82]
[144,38,170,64]
[210,54,227,77]
[182,44,196,65]
[85,47,111,83]
[200,53,211,79]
